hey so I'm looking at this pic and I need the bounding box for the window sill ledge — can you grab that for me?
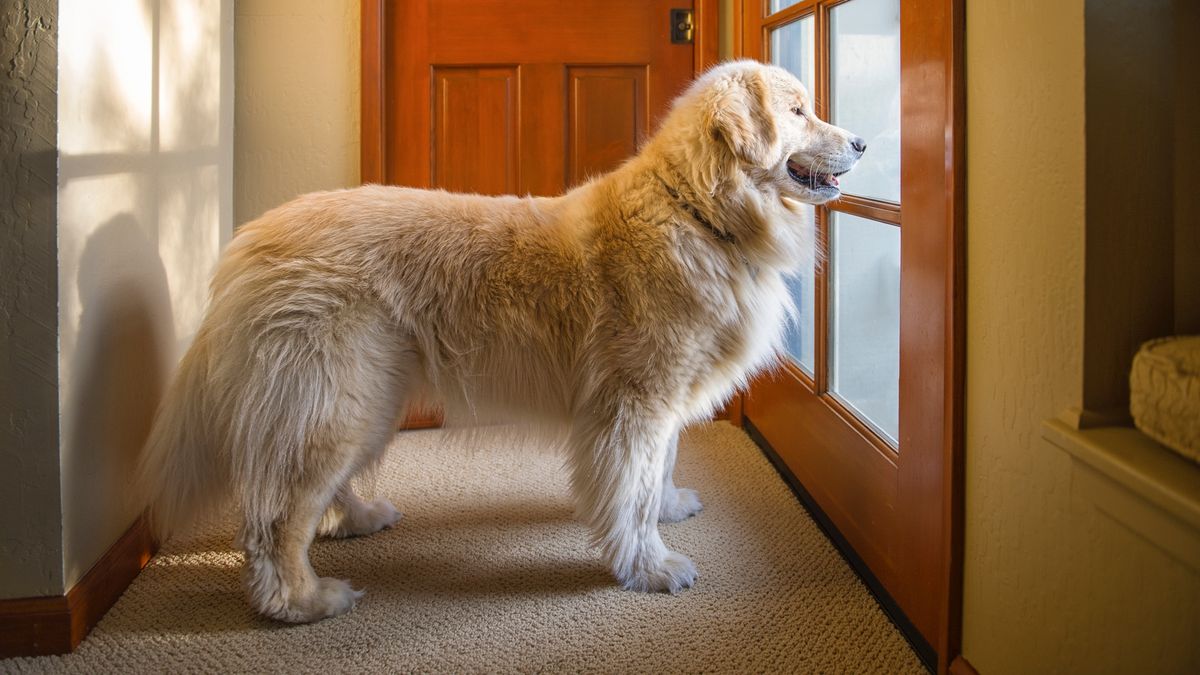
[1043,418,1200,570]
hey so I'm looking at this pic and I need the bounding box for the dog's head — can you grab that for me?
[684,60,865,205]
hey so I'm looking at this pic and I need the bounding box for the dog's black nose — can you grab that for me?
[850,137,867,154]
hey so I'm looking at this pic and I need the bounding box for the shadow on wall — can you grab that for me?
[54,0,231,586]
[61,214,174,557]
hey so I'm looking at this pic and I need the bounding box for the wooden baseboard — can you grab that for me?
[0,515,157,658]
[949,655,979,675]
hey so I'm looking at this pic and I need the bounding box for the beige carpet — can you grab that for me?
[3,422,923,674]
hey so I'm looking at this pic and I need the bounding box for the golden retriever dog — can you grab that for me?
[136,60,864,623]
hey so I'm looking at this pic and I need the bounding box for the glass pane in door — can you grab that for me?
[769,0,803,14]
[770,18,817,375]
[780,204,817,374]
[830,0,901,203]
[770,15,815,92]
[829,212,899,444]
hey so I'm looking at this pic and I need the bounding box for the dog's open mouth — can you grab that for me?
[787,160,845,191]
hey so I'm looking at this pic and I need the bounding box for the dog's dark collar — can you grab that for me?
[654,173,737,245]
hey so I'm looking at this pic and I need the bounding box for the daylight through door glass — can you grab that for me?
[830,0,901,203]
[828,211,900,444]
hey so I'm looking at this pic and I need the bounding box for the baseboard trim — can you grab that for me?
[0,515,157,658]
[949,655,979,675]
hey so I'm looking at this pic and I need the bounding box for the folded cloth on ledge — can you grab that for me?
[1130,335,1200,464]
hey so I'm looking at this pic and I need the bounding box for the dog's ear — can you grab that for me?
[705,70,779,167]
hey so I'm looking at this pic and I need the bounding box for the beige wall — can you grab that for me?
[234,0,360,225]
[963,1,1199,672]
[56,0,234,590]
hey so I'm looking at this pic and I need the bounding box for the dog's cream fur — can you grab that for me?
[136,61,863,623]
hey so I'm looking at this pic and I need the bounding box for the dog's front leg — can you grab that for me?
[570,414,698,594]
[658,430,703,523]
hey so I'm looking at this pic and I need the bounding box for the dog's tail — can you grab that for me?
[134,331,230,543]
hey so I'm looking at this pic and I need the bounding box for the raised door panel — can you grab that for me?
[567,66,647,187]
[433,67,519,195]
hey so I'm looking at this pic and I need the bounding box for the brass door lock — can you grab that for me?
[670,8,695,44]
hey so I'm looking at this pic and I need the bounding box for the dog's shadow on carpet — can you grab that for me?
[108,498,611,637]
[316,496,613,600]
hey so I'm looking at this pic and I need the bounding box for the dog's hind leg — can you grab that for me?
[317,482,402,539]
[569,410,698,594]
[657,429,703,523]
[240,455,366,623]
[240,370,409,622]
[236,313,418,623]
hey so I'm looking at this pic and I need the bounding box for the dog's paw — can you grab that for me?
[659,487,703,523]
[309,577,363,620]
[265,577,363,624]
[323,498,402,538]
[621,551,697,594]
[349,498,402,536]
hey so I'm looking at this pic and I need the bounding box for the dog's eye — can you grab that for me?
[791,107,806,118]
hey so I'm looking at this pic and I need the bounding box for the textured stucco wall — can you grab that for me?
[0,0,64,599]
[1176,0,1200,335]
[57,0,234,589]
[234,0,360,225]
[963,1,1200,672]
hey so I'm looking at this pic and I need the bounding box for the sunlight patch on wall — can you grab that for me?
[58,0,153,155]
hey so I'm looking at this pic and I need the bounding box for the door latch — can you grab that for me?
[670,8,695,44]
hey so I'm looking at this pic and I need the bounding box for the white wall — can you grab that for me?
[56,0,233,589]
[234,0,360,225]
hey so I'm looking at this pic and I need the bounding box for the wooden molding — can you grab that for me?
[0,515,157,658]
[949,655,980,675]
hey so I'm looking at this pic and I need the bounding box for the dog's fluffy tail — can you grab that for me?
[135,334,230,542]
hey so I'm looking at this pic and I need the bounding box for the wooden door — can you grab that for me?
[736,0,963,670]
[362,0,717,426]
[363,0,717,194]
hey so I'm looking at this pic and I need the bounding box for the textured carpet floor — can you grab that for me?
[3,422,922,674]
